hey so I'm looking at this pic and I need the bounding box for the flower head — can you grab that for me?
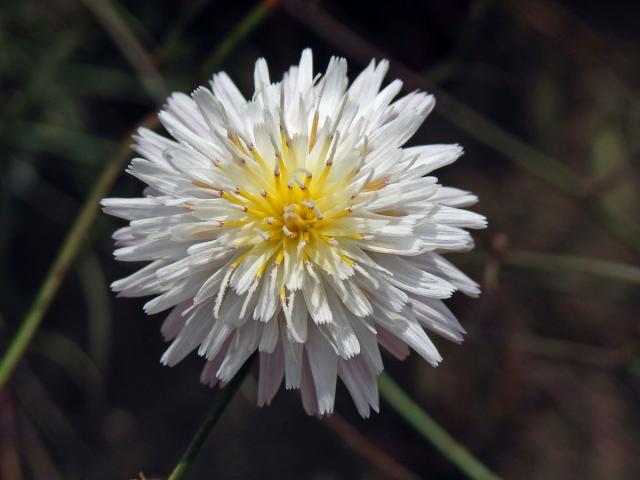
[103,49,486,417]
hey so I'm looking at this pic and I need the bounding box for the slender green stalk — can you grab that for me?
[584,199,640,258]
[0,114,158,394]
[504,250,640,284]
[167,359,254,480]
[282,0,640,256]
[0,1,273,394]
[378,372,501,480]
[80,0,168,103]
[200,0,275,78]
[432,89,580,196]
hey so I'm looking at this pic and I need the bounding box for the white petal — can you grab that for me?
[101,197,184,221]
[415,223,475,252]
[297,48,313,94]
[161,303,213,366]
[283,290,308,343]
[376,325,410,360]
[348,59,388,109]
[338,356,379,418]
[258,315,280,352]
[210,72,247,134]
[430,205,487,230]
[111,259,167,297]
[374,305,442,366]
[200,337,232,387]
[160,301,191,341]
[143,274,207,315]
[409,296,465,343]
[432,186,478,208]
[282,327,303,389]
[216,320,259,383]
[415,252,481,297]
[370,253,455,299]
[253,58,271,95]
[300,352,320,416]
[305,325,338,415]
[302,268,332,324]
[254,265,281,322]
[257,343,284,406]
[401,144,463,179]
[198,294,243,359]
[323,284,360,359]
[350,317,383,374]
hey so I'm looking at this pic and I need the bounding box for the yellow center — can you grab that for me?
[193,124,377,281]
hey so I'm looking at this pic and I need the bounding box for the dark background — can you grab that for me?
[1,0,639,478]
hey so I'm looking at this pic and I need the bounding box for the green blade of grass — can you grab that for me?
[0,113,157,394]
[379,372,502,480]
[505,250,640,285]
[0,0,275,399]
[167,358,254,480]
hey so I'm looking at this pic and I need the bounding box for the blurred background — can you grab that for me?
[1,0,639,478]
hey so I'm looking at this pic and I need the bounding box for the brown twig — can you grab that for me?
[323,414,421,480]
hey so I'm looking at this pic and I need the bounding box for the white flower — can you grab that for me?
[102,49,486,417]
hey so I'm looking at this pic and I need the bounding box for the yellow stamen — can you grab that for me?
[228,131,247,154]
[248,144,267,171]
[221,190,246,206]
[339,254,355,267]
[275,248,285,266]
[246,207,267,218]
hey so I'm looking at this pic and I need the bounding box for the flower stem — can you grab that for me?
[80,0,168,103]
[0,114,158,395]
[282,0,640,256]
[0,1,274,395]
[378,372,501,480]
[504,250,640,285]
[167,358,254,480]
[200,0,277,79]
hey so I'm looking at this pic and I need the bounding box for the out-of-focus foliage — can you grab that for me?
[1,1,639,479]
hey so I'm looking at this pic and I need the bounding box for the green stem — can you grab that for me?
[0,114,157,395]
[200,1,274,79]
[505,250,640,284]
[432,89,581,196]
[0,1,273,394]
[585,198,640,257]
[378,372,501,480]
[167,359,254,480]
[282,0,640,256]
[81,0,168,103]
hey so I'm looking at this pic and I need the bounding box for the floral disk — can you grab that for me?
[102,49,486,417]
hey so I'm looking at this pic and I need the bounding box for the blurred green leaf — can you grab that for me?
[31,331,103,401]
[1,121,117,165]
[77,253,112,374]
[505,250,640,285]
[591,126,637,216]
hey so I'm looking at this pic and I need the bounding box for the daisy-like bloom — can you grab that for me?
[103,49,486,417]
